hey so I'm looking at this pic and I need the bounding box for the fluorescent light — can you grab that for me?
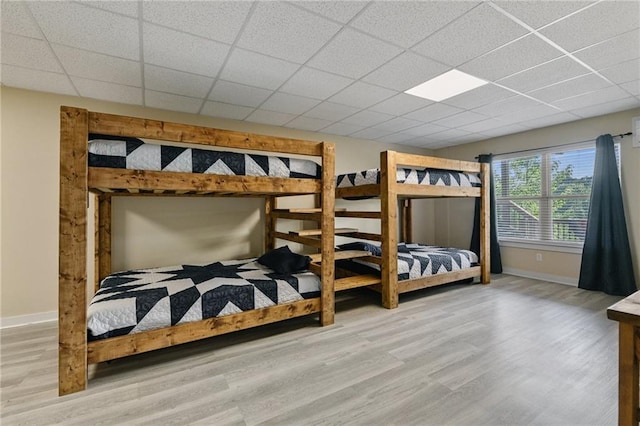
[404,69,488,102]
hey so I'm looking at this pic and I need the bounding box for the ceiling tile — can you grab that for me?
[496,104,561,124]
[350,1,478,48]
[145,90,202,114]
[472,95,546,117]
[350,128,393,140]
[441,84,515,110]
[369,117,423,133]
[201,101,254,121]
[375,132,419,144]
[142,1,251,44]
[460,35,563,81]
[493,1,593,29]
[143,23,229,77]
[219,48,299,90]
[280,67,354,100]
[293,1,367,24]
[209,80,272,107]
[405,103,465,123]
[369,93,432,116]
[260,92,320,115]
[53,44,140,86]
[1,1,42,38]
[72,77,142,105]
[1,64,76,96]
[431,110,490,128]
[362,52,450,91]
[540,1,640,52]
[341,110,394,127]
[29,2,139,60]
[245,109,297,126]
[600,59,640,85]
[237,2,340,63]
[431,128,473,141]
[320,122,365,136]
[497,57,590,93]
[86,1,139,17]
[286,116,333,132]
[2,33,62,73]
[527,74,612,103]
[144,65,213,98]
[307,28,403,79]
[519,112,580,129]
[552,86,632,111]
[621,80,640,97]
[401,123,449,136]
[569,97,640,119]
[458,117,511,133]
[479,123,529,138]
[413,3,527,67]
[303,102,359,121]
[327,81,396,109]
[574,29,640,71]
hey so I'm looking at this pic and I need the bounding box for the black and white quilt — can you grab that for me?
[88,134,321,179]
[87,259,321,340]
[336,168,481,188]
[338,243,478,281]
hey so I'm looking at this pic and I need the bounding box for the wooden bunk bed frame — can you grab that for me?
[58,106,336,395]
[335,150,490,309]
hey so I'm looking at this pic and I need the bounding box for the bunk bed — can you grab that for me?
[58,106,336,395]
[334,150,490,309]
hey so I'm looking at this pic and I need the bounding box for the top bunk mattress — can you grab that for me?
[88,134,321,179]
[336,168,481,188]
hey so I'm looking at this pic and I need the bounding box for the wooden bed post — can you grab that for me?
[381,151,399,309]
[59,106,89,395]
[96,194,112,292]
[480,163,491,284]
[400,199,413,243]
[265,196,277,252]
[320,143,336,326]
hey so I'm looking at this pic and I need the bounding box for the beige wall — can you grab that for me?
[435,108,640,286]
[0,86,434,320]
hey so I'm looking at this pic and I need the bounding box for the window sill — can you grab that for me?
[498,239,583,255]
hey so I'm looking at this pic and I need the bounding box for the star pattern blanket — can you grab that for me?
[87,259,321,340]
[338,243,478,281]
[336,168,481,188]
[88,134,321,179]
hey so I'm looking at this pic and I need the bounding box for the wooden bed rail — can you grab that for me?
[393,152,481,173]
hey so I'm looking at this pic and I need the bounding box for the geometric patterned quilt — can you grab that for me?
[87,259,321,340]
[336,167,481,188]
[339,243,478,281]
[88,134,321,179]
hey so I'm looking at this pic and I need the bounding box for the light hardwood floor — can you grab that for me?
[1,275,623,425]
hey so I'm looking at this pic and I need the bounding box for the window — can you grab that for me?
[493,142,620,248]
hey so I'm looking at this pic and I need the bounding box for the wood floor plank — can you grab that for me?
[0,275,624,425]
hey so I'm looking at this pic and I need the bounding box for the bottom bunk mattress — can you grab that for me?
[337,243,478,281]
[88,258,321,340]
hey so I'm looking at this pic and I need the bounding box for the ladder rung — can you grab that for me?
[335,275,381,291]
[308,250,372,262]
[291,227,358,237]
[280,207,347,213]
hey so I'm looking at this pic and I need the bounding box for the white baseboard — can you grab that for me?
[0,311,57,329]
[502,268,578,287]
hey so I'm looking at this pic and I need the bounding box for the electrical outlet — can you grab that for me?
[536,253,543,262]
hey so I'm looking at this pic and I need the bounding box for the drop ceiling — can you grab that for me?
[2,1,639,148]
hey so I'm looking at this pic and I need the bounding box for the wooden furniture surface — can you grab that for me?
[608,292,640,425]
[335,150,490,309]
[59,106,336,395]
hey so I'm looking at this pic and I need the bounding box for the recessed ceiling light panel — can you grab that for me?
[404,69,488,102]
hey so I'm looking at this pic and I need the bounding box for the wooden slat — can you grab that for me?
[335,184,380,199]
[335,275,381,291]
[291,227,357,237]
[59,106,88,395]
[336,210,381,219]
[87,299,321,364]
[398,267,481,294]
[284,207,346,213]
[93,195,99,293]
[480,163,491,284]
[394,152,481,173]
[97,195,111,293]
[274,231,322,249]
[88,111,323,157]
[265,196,277,252]
[88,168,321,195]
[396,184,481,198]
[308,250,372,262]
[340,231,382,242]
[380,151,399,309]
[320,142,336,326]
